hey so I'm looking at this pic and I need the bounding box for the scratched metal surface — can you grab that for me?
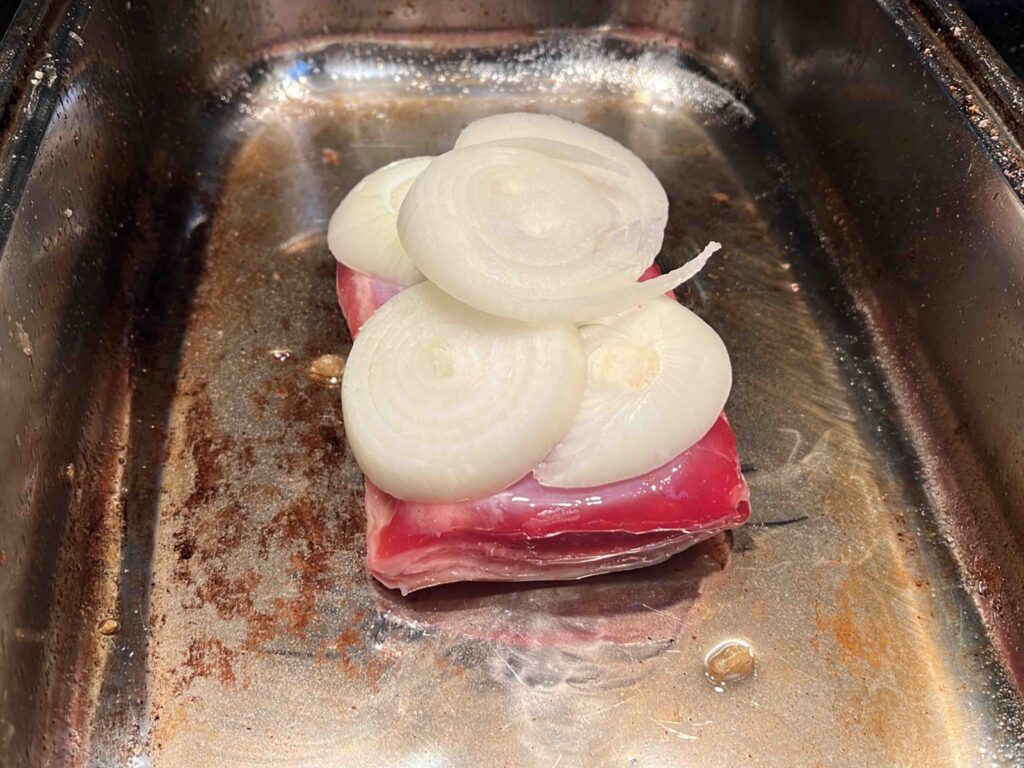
[3,4,1024,765]
[79,40,1019,766]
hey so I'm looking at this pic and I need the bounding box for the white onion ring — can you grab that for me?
[398,139,718,321]
[535,297,732,488]
[341,282,587,502]
[328,156,432,287]
[455,112,669,263]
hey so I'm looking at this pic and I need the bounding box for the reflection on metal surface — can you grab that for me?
[267,348,294,363]
[0,0,1023,766]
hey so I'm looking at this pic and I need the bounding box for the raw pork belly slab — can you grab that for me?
[337,263,750,594]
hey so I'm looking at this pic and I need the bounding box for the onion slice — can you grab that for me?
[455,112,669,263]
[535,297,732,488]
[341,282,587,503]
[398,138,717,321]
[328,156,432,287]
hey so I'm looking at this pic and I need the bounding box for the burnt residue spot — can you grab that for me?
[197,567,261,617]
[251,390,269,416]
[241,444,257,468]
[183,393,235,510]
[246,494,359,645]
[298,422,347,477]
[203,501,248,560]
[173,498,250,574]
[156,185,368,693]
[174,536,194,561]
[275,375,339,431]
[314,624,396,691]
[174,638,239,694]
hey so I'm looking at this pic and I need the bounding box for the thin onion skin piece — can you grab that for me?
[340,281,586,503]
[455,112,669,263]
[535,296,733,488]
[398,137,718,321]
[328,156,432,287]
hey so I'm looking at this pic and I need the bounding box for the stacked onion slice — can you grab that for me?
[534,298,731,488]
[328,156,432,287]
[330,112,732,503]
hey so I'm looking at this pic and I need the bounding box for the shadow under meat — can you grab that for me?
[370,531,735,647]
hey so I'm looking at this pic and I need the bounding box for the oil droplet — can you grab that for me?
[63,208,73,219]
[309,353,346,385]
[268,348,293,363]
[97,618,120,636]
[704,639,755,690]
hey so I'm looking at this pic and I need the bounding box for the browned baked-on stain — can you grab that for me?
[816,577,892,671]
[203,501,248,560]
[173,534,195,561]
[173,638,239,694]
[160,250,368,691]
[251,390,269,416]
[196,567,261,618]
[315,626,360,663]
[241,443,257,469]
[336,627,360,647]
[173,499,250,570]
[244,493,357,645]
[182,393,235,510]
[313,624,396,692]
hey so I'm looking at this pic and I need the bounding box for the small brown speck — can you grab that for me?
[321,147,341,166]
[711,192,731,204]
[97,618,120,636]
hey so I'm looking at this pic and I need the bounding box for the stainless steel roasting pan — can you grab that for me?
[2,0,1024,765]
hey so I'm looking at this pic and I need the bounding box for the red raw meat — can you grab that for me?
[336,263,402,336]
[336,262,750,593]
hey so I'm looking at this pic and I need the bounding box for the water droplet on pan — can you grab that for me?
[309,353,346,385]
[704,638,755,690]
